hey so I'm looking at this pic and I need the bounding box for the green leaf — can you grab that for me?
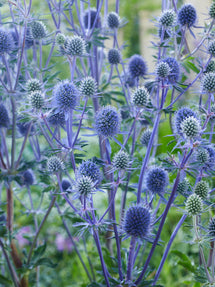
[0,274,12,285]
[32,243,46,262]
[34,257,57,268]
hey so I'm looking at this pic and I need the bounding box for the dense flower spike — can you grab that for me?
[80,77,97,97]
[47,156,64,173]
[196,149,210,164]
[128,54,147,78]
[56,33,66,45]
[113,150,129,170]
[159,10,176,27]
[177,179,190,197]
[26,79,42,93]
[23,170,34,186]
[54,80,78,111]
[186,194,203,215]
[83,9,101,29]
[208,40,215,57]
[31,21,46,39]
[209,2,215,19]
[61,179,71,191]
[146,167,168,195]
[124,205,151,238]
[30,91,44,110]
[107,12,120,29]
[163,57,180,84]
[0,29,13,54]
[180,116,200,139]
[209,218,215,237]
[205,61,215,73]
[174,107,197,134]
[48,111,65,127]
[76,176,94,196]
[178,4,197,27]
[65,36,86,56]
[202,73,215,92]
[78,160,102,184]
[140,129,152,146]
[132,87,149,107]
[108,48,121,65]
[95,106,121,137]
[0,104,9,128]
[194,181,209,200]
[156,62,170,78]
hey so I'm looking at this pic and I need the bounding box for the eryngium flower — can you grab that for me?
[205,61,215,73]
[56,33,66,45]
[113,150,129,170]
[128,54,147,78]
[54,80,78,111]
[205,147,215,168]
[158,27,171,40]
[76,176,94,196]
[174,107,197,134]
[62,179,71,191]
[208,40,215,57]
[159,9,176,27]
[0,30,13,54]
[17,118,33,136]
[108,48,121,65]
[83,9,101,29]
[209,3,215,19]
[196,149,210,164]
[177,179,190,197]
[146,167,168,195]
[208,217,215,237]
[124,205,151,238]
[47,156,64,173]
[180,116,200,138]
[65,36,86,56]
[26,79,41,93]
[186,194,202,216]
[156,62,170,78]
[178,4,197,27]
[163,57,180,84]
[202,73,215,92]
[31,21,46,39]
[0,104,9,128]
[132,87,149,107]
[107,12,120,29]
[140,129,152,146]
[48,111,65,127]
[194,181,209,200]
[78,160,102,184]
[30,91,44,110]
[95,106,121,137]
[23,170,34,185]
[80,77,97,97]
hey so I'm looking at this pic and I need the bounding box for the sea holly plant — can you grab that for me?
[0,0,215,286]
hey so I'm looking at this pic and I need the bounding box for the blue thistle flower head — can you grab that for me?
[163,57,180,84]
[62,179,71,191]
[124,205,151,239]
[78,160,102,184]
[83,8,101,29]
[65,36,86,56]
[174,107,197,134]
[178,4,197,27]
[76,176,94,196]
[108,48,121,65]
[0,29,13,54]
[209,3,215,19]
[202,73,215,93]
[48,111,65,127]
[0,103,9,128]
[159,9,176,27]
[17,117,33,136]
[31,21,47,39]
[205,61,215,73]
[23,170,34,186]
[128,54,147,78]
[208,40,215,57]
[186,194,202,216]
[208,217,215,237]
[95,106,121,138]
[53,80,79,112]
[205,147,215,168]
[146,167,168,195]
[107,12,120,29]
[180,116,200,139]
